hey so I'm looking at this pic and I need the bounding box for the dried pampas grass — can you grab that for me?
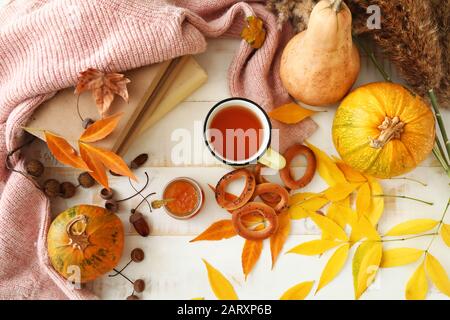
[349,0,444,101]
[266,0,318,32]
[266,0,367,34]
[431,0,450,108]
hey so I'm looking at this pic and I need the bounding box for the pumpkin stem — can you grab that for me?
[369,116,405,149]
[66,215,90,251]
[331,0,343,12]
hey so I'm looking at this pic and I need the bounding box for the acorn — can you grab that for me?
[131,248,145,263]
[109,170,122,177]
[82,118,94,129]
[78,172,95,188]
[60,182,76,199]
[129,211,150,237]
[126,295,139,300]
[104,199,118,212]
[130,153,148,169]
[43,179,60,198]
[133,279,145,293]
[25,159,44,177]
[100,188,114,200]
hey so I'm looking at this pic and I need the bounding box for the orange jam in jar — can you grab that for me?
[162,178,204,219]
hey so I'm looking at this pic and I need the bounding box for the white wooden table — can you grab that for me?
[28,39,450,300]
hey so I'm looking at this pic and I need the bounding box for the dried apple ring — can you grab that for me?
[252,183,289,212]
[254,164,282,204]
[232,202,279,241]
[215,168,256,210]
[280,144,316,190]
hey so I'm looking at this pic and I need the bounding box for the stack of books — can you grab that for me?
[25,56,208,155]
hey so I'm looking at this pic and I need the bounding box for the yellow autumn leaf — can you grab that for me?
[288,240,342,256]
[305,142,346,186]
[323,182,360,202]
[441,224,450,247]
[268,102,315,125]
[310,212,348,241]
[406,262,428,300]
[334,159,367,183]
[326,200,354,230]
[289,192,319,206]
[288,205,311,220]
[288,197,329,220]
[202,259,238,300]
[425,254,450,297]
[352,241,382,299]
[316,244,350,293]
[324,199,353,241]
[280,281,314,300]
[356,182,371,217]
[385,219,439,236]
[301,197,329,211]
[241,16,266,49]
[349,215,381,243]
[380,248,424,268]
[366,177,384,225]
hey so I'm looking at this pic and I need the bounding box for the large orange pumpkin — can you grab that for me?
[332,82,435,178]
[47,205,124,283]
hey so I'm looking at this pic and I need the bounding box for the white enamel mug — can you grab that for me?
[203,97,285,170]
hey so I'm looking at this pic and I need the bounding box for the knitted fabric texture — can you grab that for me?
[0,0,316,299]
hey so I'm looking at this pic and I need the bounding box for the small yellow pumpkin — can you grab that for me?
[47,205,124,283]
[332,82,435,178]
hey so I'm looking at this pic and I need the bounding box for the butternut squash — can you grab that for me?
[280,0,360,106]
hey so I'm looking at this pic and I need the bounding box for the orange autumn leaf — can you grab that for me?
[80,112,123,143]
[270,211,291,268]
[44,131,89,171]
[79,142,109,189]
[269,103,315,125]
[75,68,130,116]
[78,142,136,180]
[242,239,263,279]
[241,16,266,49]
[190,220,237,242]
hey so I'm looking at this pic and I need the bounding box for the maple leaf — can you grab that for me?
[75,68,130,116]
[241,16,266,49]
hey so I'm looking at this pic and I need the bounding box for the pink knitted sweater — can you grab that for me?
[0,0,317,299]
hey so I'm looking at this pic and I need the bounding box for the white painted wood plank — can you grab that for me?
[92,234,449,300]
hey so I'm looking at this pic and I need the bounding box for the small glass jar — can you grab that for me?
[162,177,204,220]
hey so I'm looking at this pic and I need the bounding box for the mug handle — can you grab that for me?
[257,147,286,170]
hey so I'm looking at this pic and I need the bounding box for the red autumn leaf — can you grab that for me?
[75,68,130,116]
